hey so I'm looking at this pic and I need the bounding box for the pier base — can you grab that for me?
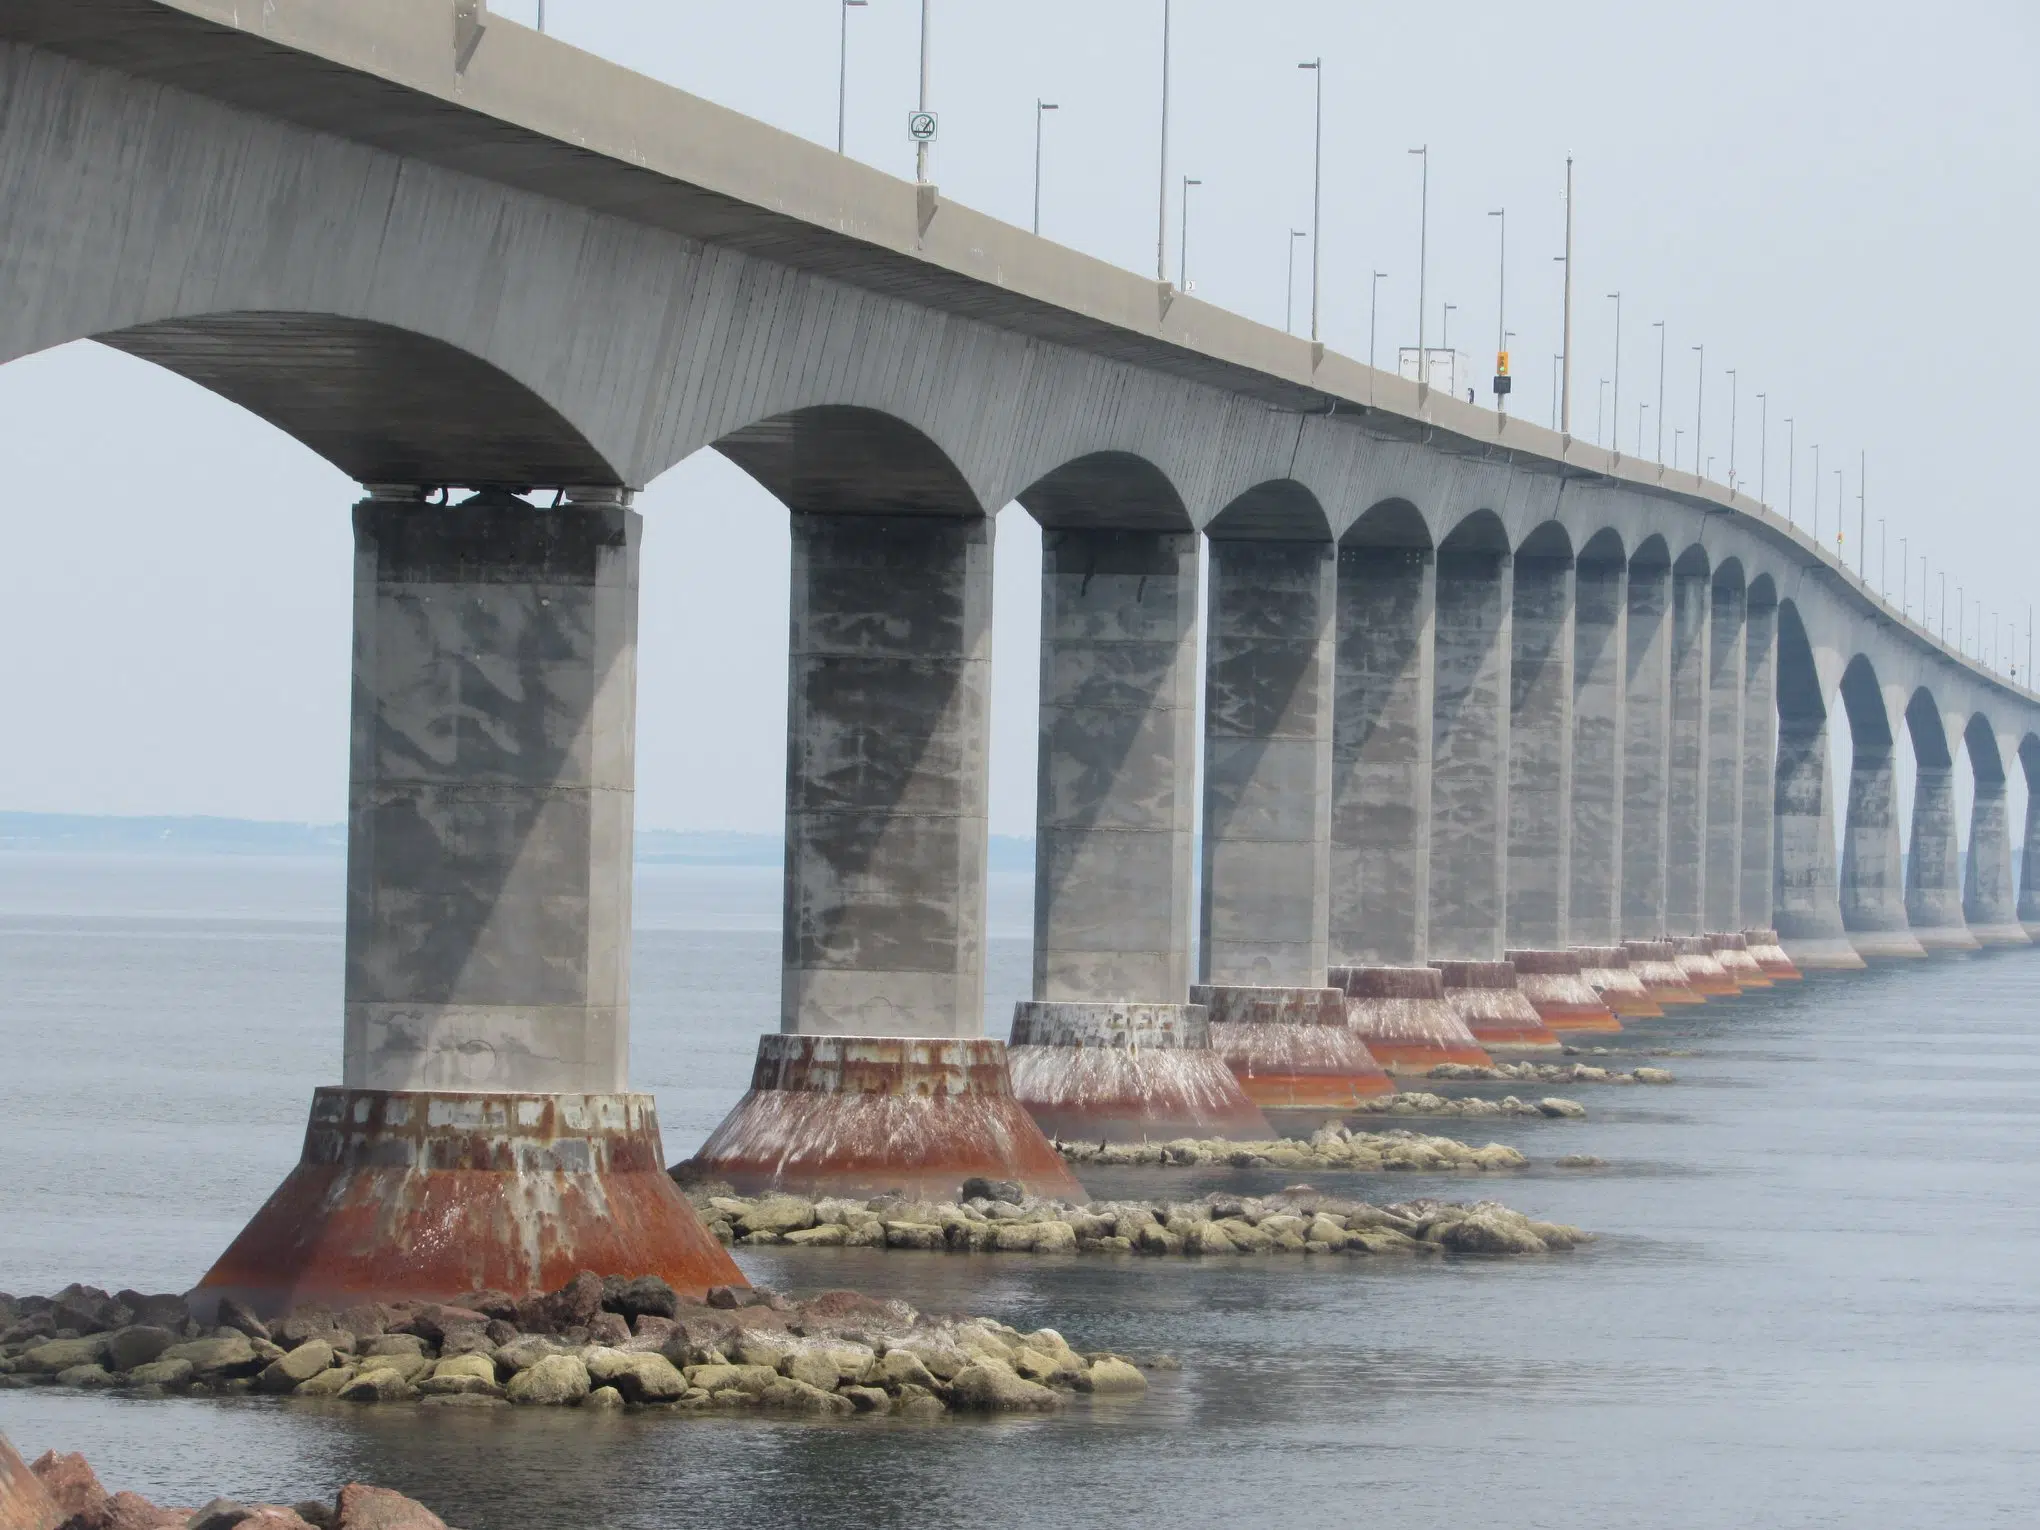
[1967,922,2033,948]
[1623,940,1704,1004]
[1848,926,1930,960]
[1007,1001,1269,1142]
[192,1090,741,1319]
[1672,935,1742,996]
[1507,949,1620,1032]
[1910,923,1982,952]
[1195,985,1396,1112]
[1430,961,1564,1052]
[1572,946,1662,1018]
[1776,934,1869,971]
[1707,932,1771,988]
[688,1036,1081,1201]
[1742,929,1803,980]
[1327,966,1492,1073]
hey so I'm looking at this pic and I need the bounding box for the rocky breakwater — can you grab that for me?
[0,1281,1147,1419]
[1346,1091,1590,1120]
[687,1177,1589,1258]
[0,1436,457,1530]
[1060,1124,1527,1172]
[1428,1062,1675,1087]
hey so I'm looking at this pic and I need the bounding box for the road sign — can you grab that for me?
[908,111,939,143]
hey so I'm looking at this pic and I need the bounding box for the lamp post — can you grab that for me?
[1179,175,1201,291]
[1785,418,1795,525]
[1300,60,1322,340]
[1899,536,1908,616]
[1411,145,1429,388]
[1756,393,1768,506]
[1674,427,1683,471]
[1638,401,1649,457]
[837,0,869,154]
[1811,443,1821,543]
[537,0,545,33]
[1443,302,1456,354]
[1489,208,1507,409]
[1032,100,1059,234]
[915,0,933,185]
[1286,230,1308,335]
[1857,450,1867,580]
[1558,155,1573,434]
[1550,354,1561,430]
[1653,319,1666,464]
[1596,378,1607,446]
[1607,291,1621,457]
[1691,344,1705,479]
[1726,368,1738,495]
[1155,0,1170,281]
[1369,269,1387,367]
[1835,468,1843,560]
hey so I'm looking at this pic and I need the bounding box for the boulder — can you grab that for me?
[1435,1208,1549,1255]
[600,1276,678,1324]
[1536,1097,1588,1119]
[584,1350,685,1404]
[105,1326,177,1373]
[1182,1222,1236,1256]
[679,1363,777,1397]
[1080,1358,1147,1395]
[22,1336,110,1374]
[505,1355,590,1406]
[186,1498,255,1529]
[427,1354,498,1385]
[94,1489,192,1529]
[334,1484,450,1530]
[396,1306,488,1347]
[877,1350,938,1390]
[126,1358,195,1389]
[414,1374,502,1399]
[737,1197,816,1236]
[584,1313,631,1349]
[55,1364,119,1389]
[839,1385,891,1413]
[215,1298,271,1343]
[27,1451,106,1524]
[491,1336,568,1374]
[947,1359,1064,1412]
[338,1368,418,1403]
[782,1225,846,1248]
[161,1335,261,1379]
[236,1512,320,1530]
[584,1386,625,1409]
[293,1366,358,1398]
[259,1341,337,1394]
[959,1177,1025,1205]
[757,1377,853,1415]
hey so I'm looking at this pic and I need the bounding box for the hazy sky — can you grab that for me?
[0,0,2034,838]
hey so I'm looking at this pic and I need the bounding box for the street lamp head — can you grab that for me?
[1039,101,1059,111]
[1298,59,1319,69]
[1185,176,1201,186]
[1409,145,1426,156]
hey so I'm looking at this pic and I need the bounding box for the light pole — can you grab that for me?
[1179,175,1201,291]
[1857,450,1867,580]
[1550,354,1561,430]
[1653,319,1666,464]
[1958,585,1965,652]
[1489,208,1506,409]
[1411,145,1429,389]
[1300,60,1322,341]
[1756,393,1768,505]
[1443,302,1456,355]
[837,0,869,154]
[1811,443,1821,543]
[915,0,933,185]
[1032,100,1059,234]
[1369,269,1387,368]
[1286,230,1308,335]
[1674,427,1683,471]
[1726,368,1738,495]
[1691,344,1704,479]
[537,0,545,33]
[1155,0,1170,282]
[1638,401,1649,457]
[1559,155,1574,433]
[1597,378,1608,446]
[1835,468,1843,559]
[1785,417,1796,525]
[1878,518,1887,603]
[1899,536,1908,615]
[1607,291,1621,457]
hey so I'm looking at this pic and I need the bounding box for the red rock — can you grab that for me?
[236,1511,319,1530]
[0,1433,63,1530]
[26,1455,104,1525]
[334,1485,448,1530]
[92,1493,191,1530]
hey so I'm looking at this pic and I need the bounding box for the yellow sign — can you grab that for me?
[1496,350,1511,376]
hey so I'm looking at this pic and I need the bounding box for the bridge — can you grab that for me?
[6,0,2035,1313]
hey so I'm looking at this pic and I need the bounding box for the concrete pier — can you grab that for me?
[199,490,738,1311]
[1573,945,1662,1018]
[2022,743,2040,939]
[1005,525,1261,1140]
[1963,727,2029,945]
[1708,931,1770,988]
[1326,966,1489,1073]
[1907,743,1979,951]
[1740,587,1780,934]
[1569,540,1628,948]
[696,511,1074,1198]
[1665,553,1711,938]
[1506,535,1574,953]
[1704,571,1747,935]
[1840,677,1926,958]
[1432,959,1562,1052]
[1429,530,1512,962]
[1672,934,1740,996]
[1624,938,1702,1004]
[1622,548,1672,941]
[1196,984,1392,1110]
[1773,621,1864,969]
[1507,948,1620,1031]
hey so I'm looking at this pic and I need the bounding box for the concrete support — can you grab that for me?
[696,511,1077,1199]
[1704,577,1746,934]
[1622,556,1672,939]
[1505,551,1574,950]
[1325,965,1488,1074]
[1774,711,1864,969]
[1429,544,1512,961]
[1740,592,1779,931]
[1197,983,1392,1112]
[1568,552,1627,946]
[1329,544,1433,967]
[198,489,739,1314]
[1201,537,1337,986]
[1965,750,2028,945]
[1841,733,1926,958]
[1665,558,1710,936]
[1907,761,1977,949]
[2022,757,2040,939]
[1008,526,1262,1141]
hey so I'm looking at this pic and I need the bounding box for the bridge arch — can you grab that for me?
[1439,508,1510,554]
[714,404,984,519]
[1207,478,1332,541]
[1342,497,1432,549]
[1015,451,1190,532]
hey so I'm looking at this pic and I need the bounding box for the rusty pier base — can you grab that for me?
[1007,1000,1270,1143]
[1195,985,1396,1115]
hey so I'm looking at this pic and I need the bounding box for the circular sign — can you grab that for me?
[908,110,939,142]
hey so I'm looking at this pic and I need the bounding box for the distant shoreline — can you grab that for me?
[0,812,1038,873]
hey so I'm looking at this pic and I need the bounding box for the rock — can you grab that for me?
[527,1271,603,1334]
[360,1334,428,1361]
[95,1489,192,1528]
[758,1377,853,1415]
[397,1306,489,1347]
[22,1336,110,1373]
[839,1384,890,1413]
[215,1298,271,1343]
[29,1450,107,1523]
[260,1341,337,1394]
[1029,1221,1078,1254]
[584,1385,625,1409]
[161,1335,261,1379]
[491,1336,568,1374]
[505,1354,591,1405]
[293,1366,358,1398]
[584,1312,632,1349]
[1634,1067,1674,1085]
[948,1359,1064,1412]
[738,1197,817,1236]
[1556,1154,1606,1169]
[584,1350,685,1404]
[1183,1222,1236,1256]
[882,1223,944,1251]
[55,1364,119,1388]
[1435,1207,1549,1255]
[780,1349,843,1391]
[292,1502,337,1529]
[128,1357,196,1389]
[600,1276,678,1323]
[339,1368,418,1403]
[681,1363,777,1396]
[783,1225,847,1247]
[1080,1357,1148,1395]
[414,1374,502,1399]
[236,1511,320,1530]
[1537,1097,1589,1119]
[878,1350,938,1390]
[334,1484,449,1530]
[105,1326,177,1372]
[959,1177,1024,1205]
[187,1498,255,1529]
[427,1353,498,1385]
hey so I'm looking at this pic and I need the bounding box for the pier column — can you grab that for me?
[1963,725,2028,945]
[1839,673,1922,957]
[1703,573,1746,934]
[1568,542,1626,946]
[2020,742,2040,939]
[1008,525,1263,1139]
[1505,540,1574,950]
[196,487,740,1315]
[1200,537,1336,985]
[1906,697,1975,949]
[1665,553,1711,938]
[1429,535,1511,960]
[1740,587,1779,931]
[696,510,1078,1198]
[1621,549,1672,939]
[1329,541,1433,968]
[1773,620,1861,968]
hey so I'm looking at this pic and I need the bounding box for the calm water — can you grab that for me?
[3,854,2039,1529]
